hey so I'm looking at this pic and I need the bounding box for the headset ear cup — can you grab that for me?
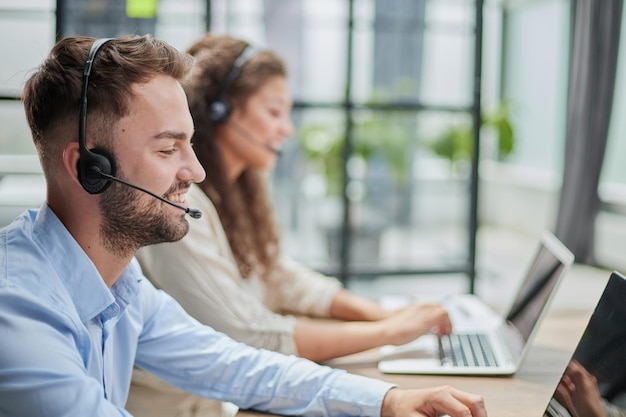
[78,148,116,194]
[209,98,232,124]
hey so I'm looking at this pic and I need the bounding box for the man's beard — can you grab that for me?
[98,175,190,258]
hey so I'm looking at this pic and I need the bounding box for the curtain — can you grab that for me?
[555,0,623,263]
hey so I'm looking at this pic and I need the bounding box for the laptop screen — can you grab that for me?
[505,234,573,343]
[544,271,626,417]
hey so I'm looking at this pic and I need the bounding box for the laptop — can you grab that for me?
[544,271,626,417]
[378,231,575,376]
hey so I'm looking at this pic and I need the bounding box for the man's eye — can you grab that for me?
[160,149,176,155]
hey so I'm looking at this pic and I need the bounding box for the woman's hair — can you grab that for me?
[22,35,193,178]
[185,33,287,279]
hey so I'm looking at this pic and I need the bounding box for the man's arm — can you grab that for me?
[136,280,486,417]
[0,286,131,417]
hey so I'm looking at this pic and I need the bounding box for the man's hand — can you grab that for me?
[381,386,487,417]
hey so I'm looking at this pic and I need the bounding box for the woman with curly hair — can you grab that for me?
[128,33,452,417]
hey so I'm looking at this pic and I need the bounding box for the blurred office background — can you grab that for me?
[0,0,624,302]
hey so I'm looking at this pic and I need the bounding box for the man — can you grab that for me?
[0,35,487,417]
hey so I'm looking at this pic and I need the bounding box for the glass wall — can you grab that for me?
[501,0,570,173]
[0,0,486,282]
[481,0,570,238]
[10,0,618,277]
[601,9,626,186]
[0,0,55,155]
[208,0,485,281]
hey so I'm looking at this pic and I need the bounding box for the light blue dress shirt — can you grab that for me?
[0,205,394,416]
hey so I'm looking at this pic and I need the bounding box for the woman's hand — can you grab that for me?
[382,303,452,346]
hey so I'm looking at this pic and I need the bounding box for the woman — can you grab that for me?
[127,33,452,416]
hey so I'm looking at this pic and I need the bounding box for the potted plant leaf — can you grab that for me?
[429,101,515,171]
[297,109,414,264]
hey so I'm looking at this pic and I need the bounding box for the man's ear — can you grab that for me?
[62,141,82,187]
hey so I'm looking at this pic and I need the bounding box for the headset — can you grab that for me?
[77,37,116,194]
[208,44,258,124]
[76,38,202,218]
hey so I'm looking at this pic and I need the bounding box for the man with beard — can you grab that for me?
[0,35,487,417]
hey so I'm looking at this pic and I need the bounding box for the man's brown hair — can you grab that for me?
[22,35,194,177]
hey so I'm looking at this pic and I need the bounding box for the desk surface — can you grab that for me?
[239,307,594,417]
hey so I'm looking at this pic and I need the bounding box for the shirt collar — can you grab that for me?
[32,204,141,323]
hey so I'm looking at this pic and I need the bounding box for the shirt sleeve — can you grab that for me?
[135,186,299,354]
[0,268,394,417]
[265,256,342,318]
[135,281,395,417]
[0,284,131,417]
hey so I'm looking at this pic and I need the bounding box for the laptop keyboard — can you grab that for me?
[439,333,499,367]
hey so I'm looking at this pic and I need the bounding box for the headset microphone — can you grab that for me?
[76,38,202,220]
[94,168,202,219]
[230,120,283,156]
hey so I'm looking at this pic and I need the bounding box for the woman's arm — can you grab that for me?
[294,302,451,362]
[328,288,394,321]
[272,259,452,362]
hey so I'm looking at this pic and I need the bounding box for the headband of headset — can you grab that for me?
[208,44,258,124]
[77,38,116,194]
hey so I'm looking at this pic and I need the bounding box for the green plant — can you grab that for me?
[429,102,515,163]
[298,123,344,195]
[298,111,412,196]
